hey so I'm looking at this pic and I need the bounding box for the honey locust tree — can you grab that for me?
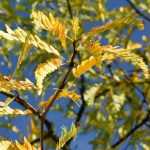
[0,0,150,150]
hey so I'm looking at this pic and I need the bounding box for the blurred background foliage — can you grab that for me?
[0,0,150,150]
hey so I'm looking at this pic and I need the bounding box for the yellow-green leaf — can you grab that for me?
[72,56,101,78]
[16,137,36,150]
[0,74,36,93]
[0,137,37,150]
[16,33,32,69]
[35,58,62,95]
[31,11,67,49]
[0,102,32,116]
[82,15,140,42]
[40,90,80,108]
[0,25,60,56]
[0,139,16,150]
[56,124,77,150]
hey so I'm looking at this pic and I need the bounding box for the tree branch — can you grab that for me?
[34,39,77,149]
[43,40,77,116]
[59,1,87,149]
[0,91,58,143]
[40,115,44,150]
[66,0,86,126]
[75,71,86,125]
[107,65,150,148]
[126,0,150,22]
[66,0,73,19]
[111,110,150,148]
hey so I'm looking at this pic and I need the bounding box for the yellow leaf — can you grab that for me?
[141,143,150,150]
[56,124,77,150]
[100,47,149,78]
[113,50,149,79]
[30,119,40,135]
[0,139,17,150]
[82,15,137,41]
[16,137,36,150]
[35,58,62,95]
[31,11,67,49]
[0,137,37,150]
[126,42,142,50]
[87,42,112,54]
[0,25,60,56]
[0,102,32,116]
[57,90,80,101]
[16,33,32,69]
[74,43,149,79]
[72,56,101,77]
[0,74,36,93]
[3,97,15,107]
[40,90,80,108]
[84,84,100,106]
[97,0,106,21]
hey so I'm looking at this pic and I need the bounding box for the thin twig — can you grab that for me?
[60,1,87,149]
[43,40,77,116]
[107,65,150,148]
[75,69,86,125]
[66,0,86,126]
[126,0,150,22]
[111,110,150,148]
[0,91,57,142]
[0,91,39,115]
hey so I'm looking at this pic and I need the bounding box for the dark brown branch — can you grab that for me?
[126,0,150,22]
[31,132,50,144]
[111,111,150,148]
[31,129,58,145]
[124,74,148,105]
[34,40,77,150]
[109,62,148,105]
[0,91,39,115]
[118,67,148,105]
[43,40,77,116]
[66,0,86,125]
[29,2,78,147]
[40,116,44,150]
[75,72,86,125]
[60,1,87,149]
[0,91,57,143]
[107,65,150,148]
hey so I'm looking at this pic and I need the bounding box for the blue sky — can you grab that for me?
[0,1,149,150]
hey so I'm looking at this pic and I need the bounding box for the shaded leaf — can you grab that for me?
[0,25,60,56]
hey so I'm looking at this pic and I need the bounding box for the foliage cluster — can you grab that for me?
[0,0,150,150]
